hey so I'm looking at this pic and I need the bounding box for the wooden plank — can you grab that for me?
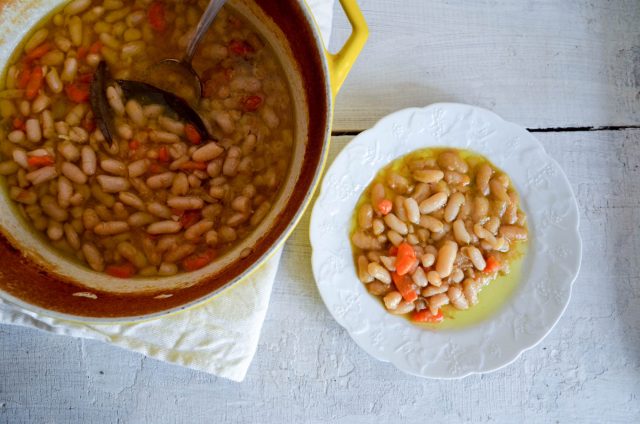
[1,131,639,422]
[328,0,640,131]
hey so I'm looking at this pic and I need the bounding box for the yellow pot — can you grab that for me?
[0,0,368,321]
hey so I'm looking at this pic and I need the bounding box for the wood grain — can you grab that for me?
[328,0,640,131]
[1,132,638,423]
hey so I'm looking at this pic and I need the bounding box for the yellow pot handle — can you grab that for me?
[326,0,369,98]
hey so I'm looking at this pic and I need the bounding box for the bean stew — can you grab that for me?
[0,0,294,278]
[351,148,528,324]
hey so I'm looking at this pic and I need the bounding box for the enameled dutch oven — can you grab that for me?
[0,0,368,320]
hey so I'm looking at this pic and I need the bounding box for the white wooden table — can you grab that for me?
[2,1,639,422]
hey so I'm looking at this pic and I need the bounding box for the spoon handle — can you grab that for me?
[183,0,227,64]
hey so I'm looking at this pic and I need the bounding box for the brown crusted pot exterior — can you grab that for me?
[0,0,328,319]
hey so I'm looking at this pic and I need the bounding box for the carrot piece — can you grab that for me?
[396,256,416,276]
[129,139,140,151]
[148,163,164,174]
[82,115,96,132]
[178,161,207,171]
[228,40,254,56]
[182,249,217,272]
[180,210,201,229]
[148,1,167,32]
[24,42,53,61]
[376,199,393,215]
[392,272,417,302]
[411,309,444,323]
[64,83,90,103]
[89,41,103,54]
[77,73,93,84]
[13,117,25,131]
[395,242,416,276]
[27,155,55,167]
[17,67,32,89]
[242,95,263,112]
[484,256,501,274]
[157,146,170,163]
[397,242,415,260]
[184,123,202,145]
[76,46,88,61]
[105,263,136,278]
[25,66,43,100]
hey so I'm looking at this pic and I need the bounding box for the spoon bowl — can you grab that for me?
[146,0,227,102]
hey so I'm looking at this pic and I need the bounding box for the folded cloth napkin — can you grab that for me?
[0,0,335,383]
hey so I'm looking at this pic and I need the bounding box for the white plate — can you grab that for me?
[309,103,582,379]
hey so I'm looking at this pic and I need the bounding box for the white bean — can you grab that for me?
[412,169,444,184]
[383,213,408,235]
[61,57,78,82]
[147,220,182,235]
[80,146,97,175]
[25,119,41,143]
[106,86,125,115]
[367,262,391,284]
[185,219,214,241]
[94,221,129,236]
[97,175,129,192]
[45,68,63,93]
[444,192,465,223]
[453,219,471,244]
[419,192,448,214]
[435,240,458,278]
[146,172,175,189]
[26,166,58,185]
[82,243,104,271]
[61,162,87,184]
[119,192,145,210]
[192,142,224,162]
[100,158,127,176]
[403,197,420,225]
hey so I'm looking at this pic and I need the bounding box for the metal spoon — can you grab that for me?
[146,0,227,102]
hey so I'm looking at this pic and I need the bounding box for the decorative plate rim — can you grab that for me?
[309,103,582,379]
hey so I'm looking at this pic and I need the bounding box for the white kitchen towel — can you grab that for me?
[0,0,335,383]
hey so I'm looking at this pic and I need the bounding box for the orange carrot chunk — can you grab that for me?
[89,41,103,54]
[411,309,444,323]
[484,256,501,274]
[65,83,90,103]
[105,263,136,279]
[395,242,416,275]
[25,66,43,100]
[183,249,217,271]
[179,210,201,229]
[396,256,416,276]
[376,199,393,215]
[178,161,207,171]
[157,146,170,163]
[13,117,25,131]
[17,67,32,89]
[392,271,418,302]
[148,1,167,32]
[27,155,55,167]
[242,95,263,112]
[184,123,202,145]
[24,42,53,61]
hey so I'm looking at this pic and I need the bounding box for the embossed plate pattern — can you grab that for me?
[309,103,582,378]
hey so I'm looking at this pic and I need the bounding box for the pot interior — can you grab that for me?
[0,0,330,320]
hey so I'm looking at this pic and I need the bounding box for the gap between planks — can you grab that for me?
[332,125,640,137]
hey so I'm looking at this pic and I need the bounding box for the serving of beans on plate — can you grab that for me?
[0,0,294,278]
[351,148,528,324]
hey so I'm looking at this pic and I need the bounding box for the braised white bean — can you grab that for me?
[2,2,296,277]
[351,149,528,322]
